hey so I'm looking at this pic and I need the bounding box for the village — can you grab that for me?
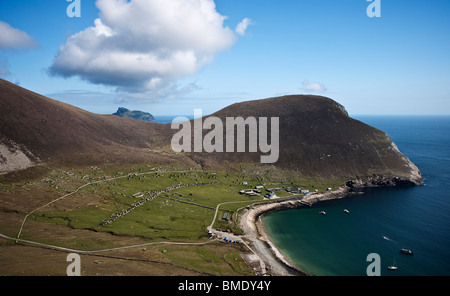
[208,181,325,246]
[238,181,321,199]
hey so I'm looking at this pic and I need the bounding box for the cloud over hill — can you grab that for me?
[50,0,244,98]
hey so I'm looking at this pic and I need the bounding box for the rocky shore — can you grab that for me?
[239,186,351,276]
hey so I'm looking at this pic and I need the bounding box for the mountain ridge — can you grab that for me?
[0,79,422,186]
[187,95,422,185]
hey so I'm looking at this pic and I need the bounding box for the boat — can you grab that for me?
[343,209,350,214]
[388,260,398,270]
[318,211,326,215]
[400,248,414,255]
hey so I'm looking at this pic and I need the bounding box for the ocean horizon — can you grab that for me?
[263,115,450,276]
[154,115,193,124]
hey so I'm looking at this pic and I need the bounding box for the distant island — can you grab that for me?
[113,107,156,122]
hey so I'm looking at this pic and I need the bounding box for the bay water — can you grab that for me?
[263,116,450,276]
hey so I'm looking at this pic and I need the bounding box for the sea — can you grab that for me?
[154,115,194,123]
[263,116,450,276]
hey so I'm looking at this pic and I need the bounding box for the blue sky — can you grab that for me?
[0,0,449,116]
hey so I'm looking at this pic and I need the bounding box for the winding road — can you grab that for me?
[1,169,255,258]
[0,232,218,254]
[0,168,296,276]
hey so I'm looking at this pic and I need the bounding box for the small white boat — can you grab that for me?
[344,209,350,214]
[388,260,398,270]
[318,211,326,215]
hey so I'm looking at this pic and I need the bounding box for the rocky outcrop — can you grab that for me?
[0,136,37,173]
[346,174,422,188]
[113,107,155,122]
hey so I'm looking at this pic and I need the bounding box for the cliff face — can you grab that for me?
[0,79,422,186]
[343,140,423,187]
[0,136,37,173]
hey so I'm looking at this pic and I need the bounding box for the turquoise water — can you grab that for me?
[154,115,193,123]
[263,116,450,276]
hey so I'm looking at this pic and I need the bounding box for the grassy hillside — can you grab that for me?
[0,163,335,275]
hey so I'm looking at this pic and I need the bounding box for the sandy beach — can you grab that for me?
[239,186,350,276]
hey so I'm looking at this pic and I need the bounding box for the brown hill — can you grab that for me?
[0,79,190,170]
[0,79,422,186]
[190,96,423,185]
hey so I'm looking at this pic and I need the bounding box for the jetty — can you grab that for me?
[298,200,312,207]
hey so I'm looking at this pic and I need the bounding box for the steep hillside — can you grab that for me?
[180,95,422,185]
[0,79,189,171]
[0,79,422,185]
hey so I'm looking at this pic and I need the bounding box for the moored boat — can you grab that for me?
[388,262,398,270]
[400,248,414,255]
[388,266,398,270]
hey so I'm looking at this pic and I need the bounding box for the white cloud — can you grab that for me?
[115,81,201,104]
[301,80,327,93]
[50,0,239,96]
[235,18,254,36]
[0,21,37,49]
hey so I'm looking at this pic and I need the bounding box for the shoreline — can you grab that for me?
[256,214,308,275]
[239,186,351,276]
